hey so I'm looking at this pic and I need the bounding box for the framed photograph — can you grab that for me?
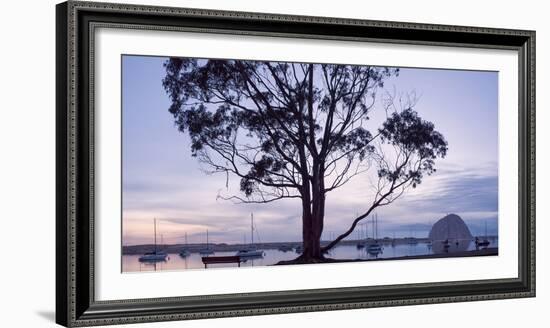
[56,0,535,326]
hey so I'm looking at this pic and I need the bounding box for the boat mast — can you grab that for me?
[376,213,378,240]
[206,229,209,248]
[251,213,254,246]
[154,218,157,253]
[372,213,376,239]
[355,212,361,241]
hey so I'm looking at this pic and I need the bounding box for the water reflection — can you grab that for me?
[123,237,498,272]
[431,239,471,254]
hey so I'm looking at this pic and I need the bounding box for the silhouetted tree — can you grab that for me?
[163,58,447,262]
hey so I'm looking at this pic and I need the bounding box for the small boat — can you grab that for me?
[356,221,366,249]
[367,244,382,254]
[139,250,168,262]
[179,232,190,258]
[426,221,433,249]
[475,222,491,247]
[476,238,490,247]
[236,249,264,258]
[139,218,168,262]
[407,237,418,245]
[367,240,382,254]
[199,249,214,255]
[367,213,383,255]
[407,229,418,245]
[278,245,292,252]
[236,213,264,259]
[199,229,214,256]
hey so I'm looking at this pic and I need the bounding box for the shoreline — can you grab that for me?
[122,237,498,255]
[122,247,499,272]
[275,247,498,265]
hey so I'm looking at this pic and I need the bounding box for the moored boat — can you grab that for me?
[179,232,190,258]
[199,229,214,256]
[139,251,168,262]
[278,245,292,252]
[236,249,264,258]
[236,213,264,259]
[475,221,491,247]
[139,218,168,262]
[367,213,383,255]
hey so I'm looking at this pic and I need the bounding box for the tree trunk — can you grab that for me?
[301,220,322,261]
[298,174,326,262]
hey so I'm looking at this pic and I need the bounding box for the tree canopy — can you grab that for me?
[163,58,448,260]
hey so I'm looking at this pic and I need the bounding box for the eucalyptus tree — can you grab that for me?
[163,58,447,262]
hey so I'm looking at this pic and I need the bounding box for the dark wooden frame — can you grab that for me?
[56,1,536,326]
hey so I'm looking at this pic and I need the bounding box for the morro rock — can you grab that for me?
[429,214,473,254]
[429,214,473,241]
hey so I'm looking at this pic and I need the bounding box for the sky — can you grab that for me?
[122,55,499,246]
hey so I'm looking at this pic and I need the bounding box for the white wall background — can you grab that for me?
[0,0,545,327]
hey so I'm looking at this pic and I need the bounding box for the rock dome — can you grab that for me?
[429,214,473,241]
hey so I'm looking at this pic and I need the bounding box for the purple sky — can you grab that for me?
[122,55,498,246]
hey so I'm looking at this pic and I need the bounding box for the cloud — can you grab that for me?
[316,163,498,239]
[407,166,497,208]
[123,161,498,244]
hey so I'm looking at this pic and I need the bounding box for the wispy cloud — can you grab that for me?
[123,161,498,244]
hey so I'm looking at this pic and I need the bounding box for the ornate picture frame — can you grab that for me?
[56,1,535,326]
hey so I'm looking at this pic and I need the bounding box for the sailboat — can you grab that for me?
[356,224,365,249]
[277,244,292,252]
[426,222,433,249]
[236,213,264,258]
[179,232,190,258]
[475,221,491,247]
[367,213,382,255]
[407,226,418,245]
[199,229,214,255]
[356,213,366,249]
[139,218,168,262]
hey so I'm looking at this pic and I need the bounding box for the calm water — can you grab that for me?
[122,238,498,272]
